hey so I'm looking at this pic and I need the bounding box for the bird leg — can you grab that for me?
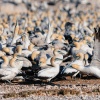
[63,55,72,61]
[72,71,80,79]
[47,79,60,87]
[60,76,67,80]
[79,73,82,79]
[84,54,89,66]
[5,80,12,84]
[39,80,48,86]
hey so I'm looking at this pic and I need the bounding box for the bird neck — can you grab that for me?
[10,57,16,67]
[22,36,25,41]
[51,60,59,67]
[31,53,37,60]
[17,46,22,55]
[14,22,19,35]
[72,64,84,71]
[28,44,34,51]
[45,25,53,43]
[75,44,80,50]
[2,56,9,66]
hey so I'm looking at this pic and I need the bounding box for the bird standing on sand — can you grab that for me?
[38,56,63,82]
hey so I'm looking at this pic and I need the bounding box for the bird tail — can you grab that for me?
[87,66,100,78]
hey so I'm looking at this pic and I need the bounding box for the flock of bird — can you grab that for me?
[0,0,100,84]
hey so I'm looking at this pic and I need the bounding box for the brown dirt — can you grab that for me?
[54,75,100,85]
[0,75,99,99]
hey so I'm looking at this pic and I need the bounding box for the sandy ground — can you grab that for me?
[0,0,100,99]
[0,76,99,99]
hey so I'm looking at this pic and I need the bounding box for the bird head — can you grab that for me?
[31,50,40,60]
[0,36,7,42]
[70,34,75,39]
[51,56,63,66]
[74,37,80,42]
[73,42,80,47]
[57,35,65,42]
[76,52,84,60]
[39,57,46,67]
[51,33,59,40]
[65,22,73,31]
[2,47,10,54]
[28,43,35,51]
[16,45,22,55]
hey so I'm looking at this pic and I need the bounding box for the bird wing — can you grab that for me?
[22,50,32,57]
[0,68,13,76]
[1,73,16,80]
[38,67,59,78]
[64,67,77,74]
[18,57,32,67]
[81,45,93,55]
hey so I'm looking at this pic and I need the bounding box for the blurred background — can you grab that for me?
[0,0,99,14]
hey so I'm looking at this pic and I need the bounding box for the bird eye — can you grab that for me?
[58,51,61,53]
[39,62,42,64]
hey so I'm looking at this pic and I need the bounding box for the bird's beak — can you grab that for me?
[16,59,24,61]
[17,55,24,57]
[34,46,39,49]
[58,50,66,55]
[70,43,75,47]
[55,58,63,61]
[38,62,41,66]
[76,56,80,60]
